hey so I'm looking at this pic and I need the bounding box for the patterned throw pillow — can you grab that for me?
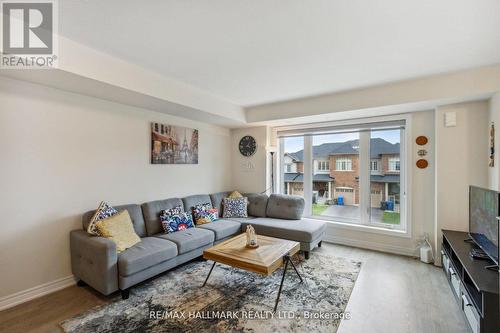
[161,212,195,233]
[193,207,219,225]
[160,205,184,220]
[222,197,248,218]
[87,201,118,236]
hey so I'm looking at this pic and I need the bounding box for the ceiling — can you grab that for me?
[60,0,500,107]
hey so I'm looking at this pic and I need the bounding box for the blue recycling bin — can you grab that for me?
[386,200,394,211]
[337,196,344,206]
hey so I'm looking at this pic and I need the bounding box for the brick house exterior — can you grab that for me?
[284,138,400,208]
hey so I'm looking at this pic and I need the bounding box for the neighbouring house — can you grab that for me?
[283,138,400,208]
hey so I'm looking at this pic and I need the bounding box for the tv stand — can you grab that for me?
[441,230,499,333]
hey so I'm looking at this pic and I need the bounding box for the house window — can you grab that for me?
[285,164,292,172]
[318,160,329,171]
[388,157,400,171]
[278,117,407,233]
[336,157,352,171]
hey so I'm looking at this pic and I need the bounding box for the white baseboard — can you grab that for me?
[0,275,76,311]
[323,235,418,257]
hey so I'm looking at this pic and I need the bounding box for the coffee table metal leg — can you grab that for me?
[273,256,290,312]
[288,257,303,283]
[202,261,216,287]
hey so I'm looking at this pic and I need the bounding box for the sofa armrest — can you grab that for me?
[70,230,118,295]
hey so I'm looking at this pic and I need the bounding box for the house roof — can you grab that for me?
[289,138,399,160]
[370,175,400,183]
[284,173,400,183]
[284,173,334,182]
[285,152,302,162]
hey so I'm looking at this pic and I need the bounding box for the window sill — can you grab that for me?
[305,216,411,238]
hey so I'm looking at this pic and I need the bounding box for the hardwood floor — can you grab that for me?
[0,243,467,333]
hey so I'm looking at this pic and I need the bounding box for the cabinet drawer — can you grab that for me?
[449,267,461,298]
[441,251,450,275]
[462,294,480,333]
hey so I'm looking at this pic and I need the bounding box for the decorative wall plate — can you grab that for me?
[416,136,428,145]
[416,159,428,169]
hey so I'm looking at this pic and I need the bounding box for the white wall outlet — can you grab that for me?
[444,111,457,127]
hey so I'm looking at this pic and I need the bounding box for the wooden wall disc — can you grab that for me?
[416,136,428,145]
[416,159,428,169]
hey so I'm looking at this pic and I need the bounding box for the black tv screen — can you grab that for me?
[469,186,499,264]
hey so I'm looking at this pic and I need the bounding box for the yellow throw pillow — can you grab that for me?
[96,210,141,252]
[228,191,243,198]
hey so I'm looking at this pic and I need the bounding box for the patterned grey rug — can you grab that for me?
[61,252,361,333]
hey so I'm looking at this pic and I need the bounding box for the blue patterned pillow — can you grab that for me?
[222,197,248,218]
[160,212,194,233]
[87,201,118,236]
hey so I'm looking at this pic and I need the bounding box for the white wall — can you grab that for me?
[231,127,270,193]
[434,101,489,260]
[0,77,231,299]
[488,93,500,190]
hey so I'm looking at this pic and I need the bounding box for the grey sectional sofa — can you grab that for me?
[70,192,326,299]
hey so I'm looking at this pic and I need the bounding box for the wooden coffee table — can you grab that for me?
[202,233,302,312]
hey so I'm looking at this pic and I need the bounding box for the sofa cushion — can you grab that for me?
[160,212,195,233]
[83,204,147,237]
[87,201,118,235]
[223,197,248,218]
[118,237,177,276]
[224,216,258,223]
[244,193,268,217]
[182,194,212,213]
[266,194,305,220]
[154,228,214,254]
[197,219,241,240]
[142,198,184,236]
[96,210,141,253]
[210,191,231,216]
[241,217,326,243]
[193,206,219,225]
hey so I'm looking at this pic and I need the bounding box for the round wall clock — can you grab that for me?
[239,135,257,157]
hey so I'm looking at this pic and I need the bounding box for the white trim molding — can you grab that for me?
[0,275,76,311]
[323,236,418,257]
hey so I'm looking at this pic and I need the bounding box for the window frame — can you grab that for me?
[317,160,329,171]
[335,157,352,171]
[276,115,412,238]
[388,157,401,172]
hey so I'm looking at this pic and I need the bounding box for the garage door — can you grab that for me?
[370,190,382,208]
[335,187,355,205]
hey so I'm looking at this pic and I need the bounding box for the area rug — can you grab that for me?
[61,252,361,333]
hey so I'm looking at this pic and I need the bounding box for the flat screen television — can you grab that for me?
[469,186,499,265]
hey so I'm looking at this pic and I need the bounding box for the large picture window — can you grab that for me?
[278,118,408,232]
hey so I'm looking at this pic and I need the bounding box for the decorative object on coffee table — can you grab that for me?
[202,233,301,312]
[245,225,258,248]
